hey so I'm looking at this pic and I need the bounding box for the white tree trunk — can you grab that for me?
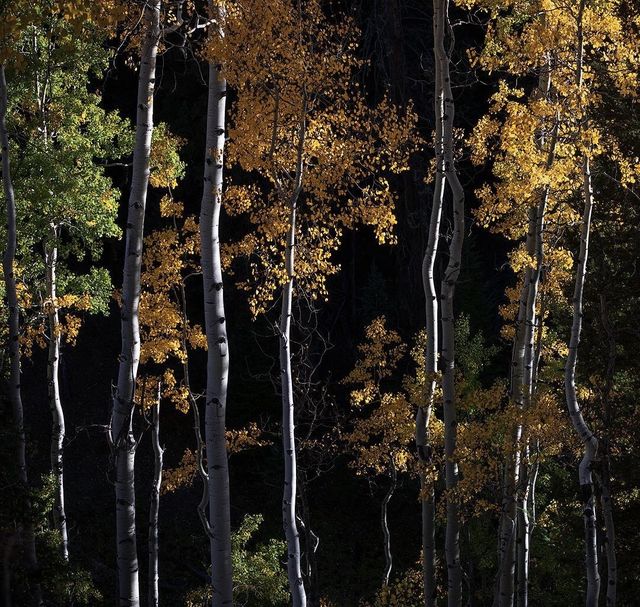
[381,461,397,587]
[0,63,43,607]
[45,227,69,562]
[419,2,446,601]
[280,196,307,607]
[199,7,234,601]
[434,0,464,603]
[148,390,163,607]
[566,5,600,604]
[110,4,160,605]
[565,154,600,607]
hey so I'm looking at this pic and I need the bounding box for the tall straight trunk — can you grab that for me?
[566,5,600,605]
[280,197,307,607]
[148,391,163,607]
[515,452,529,607]
[381,461,397,587]
[565,154,600,607]
[45,227,69,561]
[109,4,160,606]
[278,98,307,606]
[418,2,446,604]
[199,6,233,602]
[0,64,43,607]
[500,60,554,607]
[435,0,464,604]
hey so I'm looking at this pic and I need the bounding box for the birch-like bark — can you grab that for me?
[418,3,446,602]
[109,4,160,605]
[199,5,233,602]
[278,104,307,606]
[434,0,464,603]
[148,390,163,607]
[381,461,397,587]
[0,64,43,607]
[45,227,69,561]
[565,5,600,604]
[565,154,599,607]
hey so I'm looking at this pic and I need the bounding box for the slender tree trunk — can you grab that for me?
[381,461,397,587]
[435,1,464,603]
[200,7,233,602]
[45,227,69,561]
[516,450,530,607]
[2,531,17,607]
[280,197,307,607]
[0,64,43,607]
[565,5,600,605]
[277,96,307,606]
[109,5,160,605]
[148,390,163,607]
[418,2,446,602]
[565,154,600,607]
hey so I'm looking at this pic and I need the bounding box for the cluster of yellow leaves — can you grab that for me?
[161,424,270,494]
[161,448,197,495]
[19,283,97,357]
[360,566,425,607]
[138,204,202,367]
[227,422,271,455]
[343,318,435,479]
[212,0,417,316]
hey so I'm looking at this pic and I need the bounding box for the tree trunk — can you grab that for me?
[565,6,600,605]
[419,1,446,601]
[435,0,464,603]
[45,227,69,561]
[280,197,307,607]
[381,461,397,587]
[199,6,234,603]
[109,4,160,605]
[148,390,163,607]
[0,64,43,607]
[565,154,600,607]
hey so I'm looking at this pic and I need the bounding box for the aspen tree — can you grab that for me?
[201,2,233,603]
[565,4,599,603]
[148,386,163,607]
[466,0,639,603]
[215,2,415,603]
[110,2,161,604]
[418,1,446,603]
[0,62,43,607]
[431,1,465,603]
[10,14,130,563]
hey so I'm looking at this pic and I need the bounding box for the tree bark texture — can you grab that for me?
[434,0,464,603]
[109,4,161,605]
[565,155,600,607]
[200,5,233,603]
[148,393,163,607]
[381,461,397,587]
[45,227,69,561]
[418,2,447,603]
